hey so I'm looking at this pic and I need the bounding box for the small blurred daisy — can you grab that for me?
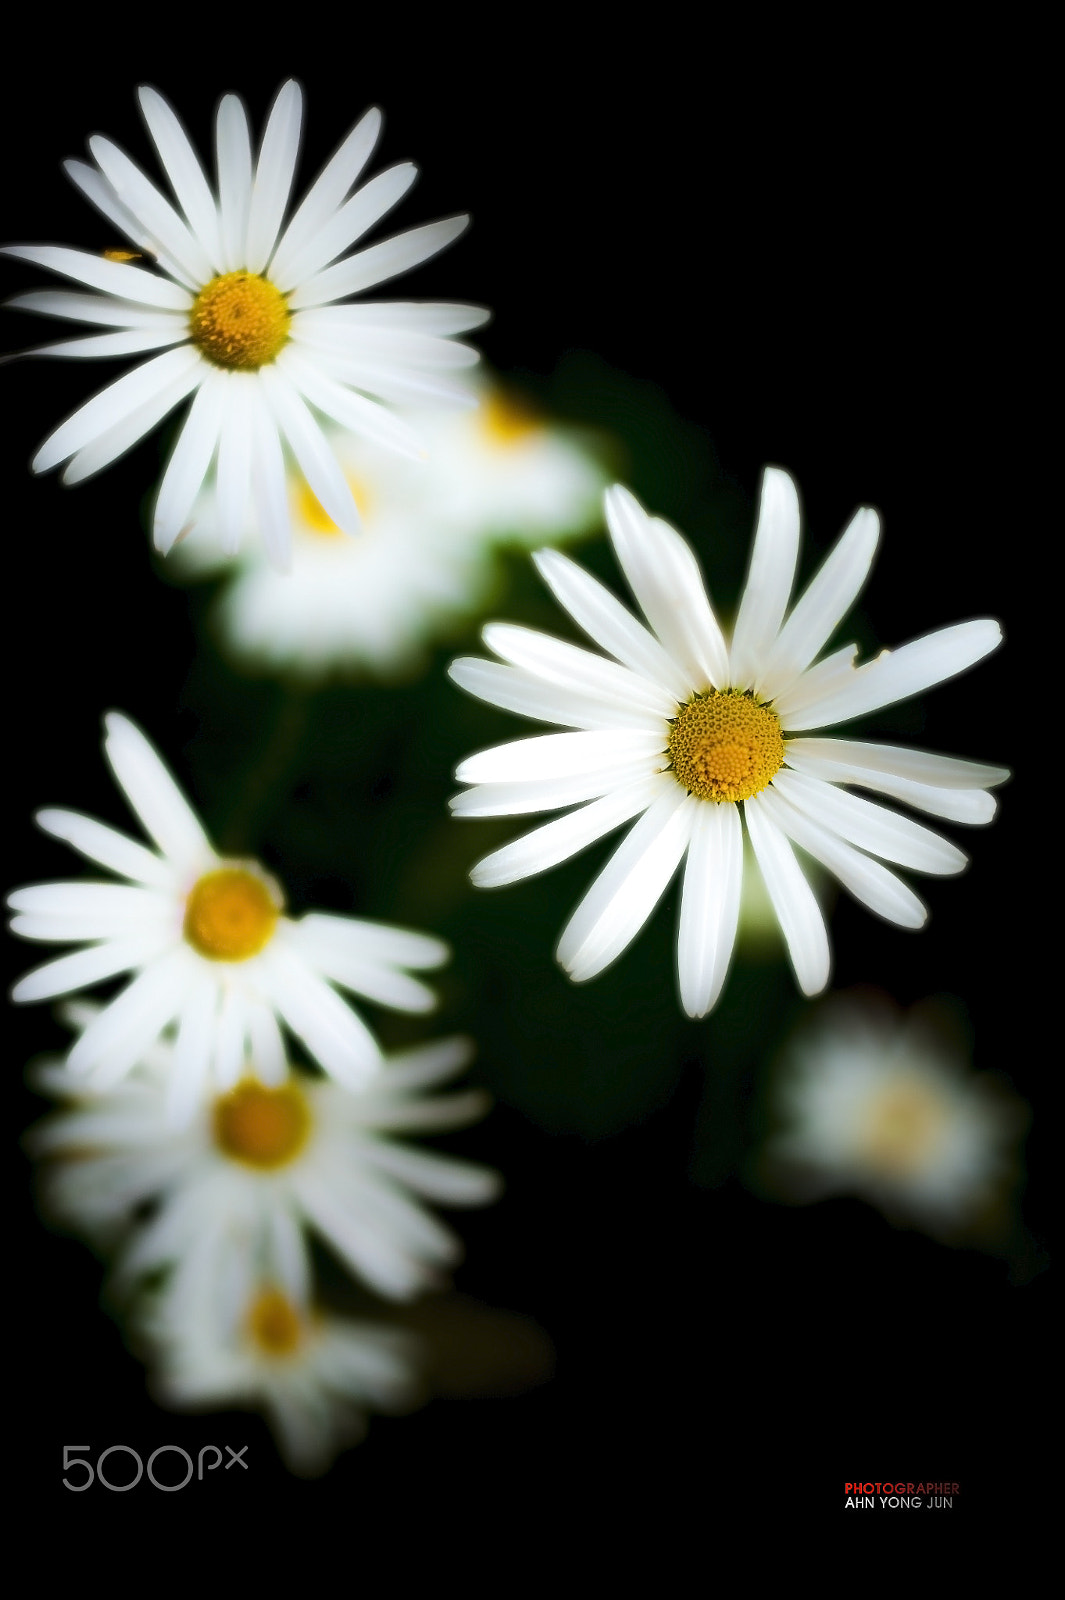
[8,712,449,1118]
[3,82,485,567]
[763,993,1024,1234]
[449,470,1008,1016]
[31,1006,500,1302]
[141,1252,421,1476]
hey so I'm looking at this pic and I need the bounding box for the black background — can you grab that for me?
[3,17,1047,1548]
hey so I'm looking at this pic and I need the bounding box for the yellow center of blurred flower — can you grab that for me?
[668,690,784,803]
[213,1080,311,1169]
[247,1288,304,1358]
[190,272,290,369]
[480,390,542,446]
[183,867,281,961]
[295,473,373,537]
[860,1081,947,1176]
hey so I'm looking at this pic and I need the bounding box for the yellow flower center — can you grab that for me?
[668,690,784,803]
[246,1288,304,1358]
[295,473,373,538]
[189,271,290,370]
[183,866,281,961]
[213,1079,311,1169]
[480,389,542,446]
[859,1080,948,1176]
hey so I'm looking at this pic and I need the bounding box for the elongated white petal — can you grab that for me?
[471,775,662,888]
[1,244,192,309]
[11,934,164,1003]
[483,623,678,718]
[289,216,468,309]
[291,298,489,335]
[532,548,691,700]
[676,801,743,1017]
[262,944,381,1089]
[273,163,417,292]
[215,93,253,272]
[269,106,383,279]
[758,784,927,928]
[166,974,218,1125]
[308,956,437,1014]
[213,986,247,1091]
[88,134,215,284]
[773,644,858,722]
[456,729,665,785]
[356,1140,500,1205]
[102,711,213,873]
[276,344,425,459]
[6,289,177,327]
[60,358,203,485]
[34,808,175,888]
[293,913,448,971]
[246,998,287,1087]
[782,742,1002,825]
[153,370,226,553]
[730,467,800,689]
[8,881,169,923]
[306,352,476,410]
[32,345,202,474]
[138,85,224,269]
[759,508,880,699]
[449,657,666,733]
[744,795,830,995]
[772,769,967,874]
[259,364,359,534]
[449,762,656,817]
[784,737,1009,790]
[70,947,196,1085]
[785,619,1003,730]
[557,781,694,978]
[214,375,254,555]
[32,325,187,360]
[293,317,480,368]
[62,157,188,281]
[604,485,728,690]
[369,1036,473,1093]
[247,378,291,570]
[245,80,303,273]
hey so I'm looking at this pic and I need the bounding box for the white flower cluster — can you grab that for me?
[4,80,1017,1475]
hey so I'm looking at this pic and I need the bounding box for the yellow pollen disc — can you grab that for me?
[295,472,373,538]
[247,1288,304,1358]
[859,1082,947,1176]
[183,867,281,961]
[668,690,784,803]
[213,1080,311,1169]
[189,271,290,370]
[480,389,542,446]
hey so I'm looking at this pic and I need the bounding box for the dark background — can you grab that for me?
[3,19,1046,1545]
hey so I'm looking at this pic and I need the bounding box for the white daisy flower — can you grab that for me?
[2,82,485,568]
[30,1006,500,1303]
[764,994,1024,1230]
[449,470,1008,1017]
[8,711,449,1119]
[142,1255,420,1476]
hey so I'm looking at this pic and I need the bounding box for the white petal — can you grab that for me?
[273,163,417,293]
[782,739,1005,826]
[68,946,197,1083]
[449,762,655,817]
[304,950,437,1013]
[103,712,213,873]
[11,934,163,1004]
[259,365,359,535]
[676,800,743,1018]
[729,467,800,690]
[532,548,691,701]
[215,93,253,273]
[471,774,663,888]
[288,216,468,309]
[153,370,226,553]
[304,351,476,410]
[292,299,488,335]
[62,157,191,282]
[373,1036,473,1092]
[456,729,665,785]
[34,808,175,888]
[357,1140,500,1205]
[558,783,696,980]
[166,974,218,1125]
[6,289,177,327]
[88,134,215,284]
[758,507,880,700]
[214,374,255,555]
[8,880,169,927]
[0,244,192,309]
[784,619,1004,731]
[60,358,204,485]
[604,485,729,690]
[262,944,381,1088]
[246,379,292,569]
[138,85,224,269]
[757,784,928,928]
[245,80,303,273]
[32,325,187,360]
[449,657,666,733]
[213,986,247,1090]
[773,769,968,874]
[783,737,1009,790]
[483,623,678,718]
[32,346,202,474]
[246,998,287,1087]
[773,644,858,722]
[744,795,831,995]
[275,343,425,460]
[292,913,448,970]
[269,106,383,279]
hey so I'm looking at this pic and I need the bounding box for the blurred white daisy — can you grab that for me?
[449,470,1008,1017]
[142,1255,420,1476]
[764,993,1024,1231]
[2,81,485,567]
[8,712,449,1119]
[31,1006,500,1302]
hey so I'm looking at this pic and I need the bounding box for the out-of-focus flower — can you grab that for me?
[141,1252,421,1475]
[762,993,1025,1234]
[449,471,1007,1017]
[30,1006,500,1302]
[8,712,448,1119]
[3,82,485,568]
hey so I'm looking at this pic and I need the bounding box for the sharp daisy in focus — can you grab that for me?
[8,712,450,1120]
[31,1006,501,1303]
[2,82,485,568]
[449,469,1008,1017]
